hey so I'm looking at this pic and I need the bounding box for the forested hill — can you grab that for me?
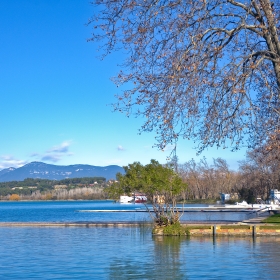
[0,177,109,200]
[0,162,124,182]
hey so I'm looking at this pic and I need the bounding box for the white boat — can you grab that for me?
[134,194,147,203]
[119,195,134,203]
[234,201,249,207]
[119,193,148,203]
[219,201,280,211]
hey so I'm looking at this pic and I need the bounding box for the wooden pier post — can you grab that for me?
[253,225,257,237]
[213,225,216,236]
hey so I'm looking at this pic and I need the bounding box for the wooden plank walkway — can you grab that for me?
[0,220,240,227]
[0,221,153,227]
[0,212,271,227]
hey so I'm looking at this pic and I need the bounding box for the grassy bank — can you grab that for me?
[262,214,280,224]
[152,223,280,236]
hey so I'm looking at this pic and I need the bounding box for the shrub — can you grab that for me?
[9,194,20,201]
[161,222,190,236]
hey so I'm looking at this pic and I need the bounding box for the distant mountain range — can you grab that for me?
[0,162,125,182]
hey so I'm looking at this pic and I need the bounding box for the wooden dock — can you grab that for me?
[77,207,273,213]
[0,221,152,227]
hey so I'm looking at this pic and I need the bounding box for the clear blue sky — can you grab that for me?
[0,0,246,170]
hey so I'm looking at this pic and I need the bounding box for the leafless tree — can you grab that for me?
[89,0,280,152]
[178,157,239,199]
[238,134,280,200]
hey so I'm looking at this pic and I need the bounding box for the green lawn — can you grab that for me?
[262,214,280,223]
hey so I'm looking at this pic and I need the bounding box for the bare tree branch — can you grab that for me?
[89,0,280,152]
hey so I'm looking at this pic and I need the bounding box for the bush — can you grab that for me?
[160,222,190,236]
[9,194,20,201]
[226,199,239,205]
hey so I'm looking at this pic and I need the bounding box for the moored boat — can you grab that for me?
[134,194,147,203]
[119,193,148,203]
[119,195,134,203]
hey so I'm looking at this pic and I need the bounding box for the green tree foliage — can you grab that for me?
[238,187,256,204]
[108,160,188,226]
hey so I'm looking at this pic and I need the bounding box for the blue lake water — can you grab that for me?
[1,201,279,279]
[0,200,258,222]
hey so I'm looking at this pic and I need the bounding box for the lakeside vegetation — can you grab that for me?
[177,148,280,204]
[106,153,280,234]
[0,177,110,201]
[108,159,188,227]
[2,147,280,204]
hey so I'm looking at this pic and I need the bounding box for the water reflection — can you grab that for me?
[108,234,187,280]
[108,233,280,280]
[152,236,188,279]
[183,236,280,279]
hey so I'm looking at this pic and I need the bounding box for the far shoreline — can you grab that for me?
[0,199,116,202]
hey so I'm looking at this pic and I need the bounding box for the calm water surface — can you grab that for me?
[0,201,277,279]
[0,227,280,279]
[0,200,257,222]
